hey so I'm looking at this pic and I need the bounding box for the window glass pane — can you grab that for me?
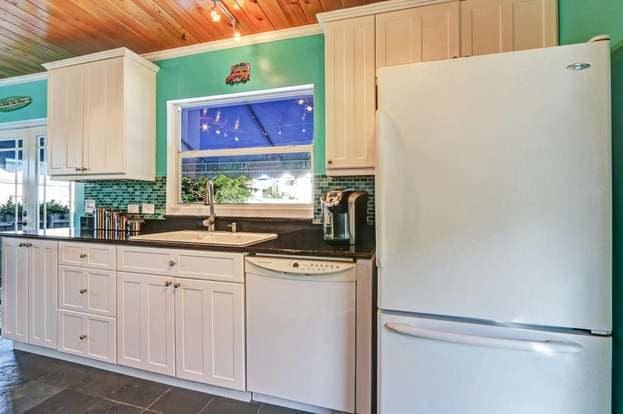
[181,152,312,204]
[180,94,314,151]
[0,142,23,231]
[0,140,16,150]
[38,136,72,230]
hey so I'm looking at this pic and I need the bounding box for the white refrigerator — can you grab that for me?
[376,40,612,414]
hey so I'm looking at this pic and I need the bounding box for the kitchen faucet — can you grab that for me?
[202,179,216,231]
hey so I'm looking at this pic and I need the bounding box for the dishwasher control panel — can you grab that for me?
[246,256,355,275]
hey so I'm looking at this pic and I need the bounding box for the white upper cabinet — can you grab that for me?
[376,2,460,67]
[460,0,558,57]
[319,0,558,175]
[324,15,376,176]
[43,48,158,181]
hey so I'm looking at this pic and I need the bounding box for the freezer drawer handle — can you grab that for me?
[385,323,583,354]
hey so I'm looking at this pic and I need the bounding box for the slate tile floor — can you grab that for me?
[0,338,307,414]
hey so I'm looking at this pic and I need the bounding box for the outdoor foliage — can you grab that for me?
[181,175,252,204]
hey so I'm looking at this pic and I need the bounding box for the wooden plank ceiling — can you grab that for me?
[0,0,379,79]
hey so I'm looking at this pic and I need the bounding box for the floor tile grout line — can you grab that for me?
[102,396,156,411]
[197,395,216,413]
[145,386,172,410]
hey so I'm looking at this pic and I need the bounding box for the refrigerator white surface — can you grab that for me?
[376,41,612,332]
[379,312,611,414]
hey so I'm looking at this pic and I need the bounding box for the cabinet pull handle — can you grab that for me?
[80,288,87,294]
[79,334,87,340]
[75,167,82,172]
[168,260,176,267]
[164,281,172,287]
[174,282,181,289]
[79,253,87,258]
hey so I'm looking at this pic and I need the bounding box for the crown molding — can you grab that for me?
[317,0,451,26]
[43,47,159,72]
[0,72,47,87]
[142,24,322,61]
[0,118,47,130]
[1,24,322,87]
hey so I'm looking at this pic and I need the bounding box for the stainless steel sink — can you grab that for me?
[130,230,278,247]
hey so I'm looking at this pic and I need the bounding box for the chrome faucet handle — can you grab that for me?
[227,222,237,233]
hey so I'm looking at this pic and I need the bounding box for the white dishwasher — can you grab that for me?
[245,256,357,413]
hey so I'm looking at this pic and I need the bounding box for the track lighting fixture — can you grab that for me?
[212,0,240,41]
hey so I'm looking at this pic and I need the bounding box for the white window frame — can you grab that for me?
[166,85,315,218]
[0,120,74,232]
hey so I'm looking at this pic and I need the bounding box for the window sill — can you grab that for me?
[166,204,314,220]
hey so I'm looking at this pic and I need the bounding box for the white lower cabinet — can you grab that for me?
[57,309,116,363]
[117,272,176,376]
[2,238,58,348]
[175,278,245,391]
[116,271,245,390]
[59,266,116,317]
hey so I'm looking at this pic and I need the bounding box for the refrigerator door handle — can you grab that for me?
[385,323,584,354]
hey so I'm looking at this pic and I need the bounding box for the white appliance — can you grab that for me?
[245,256,357,413]
[376,40,612,414]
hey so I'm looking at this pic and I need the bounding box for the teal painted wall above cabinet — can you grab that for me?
[154,34,325,176]
[0,79,47,123]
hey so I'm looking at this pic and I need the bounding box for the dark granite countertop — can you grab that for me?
[0,223,376,260]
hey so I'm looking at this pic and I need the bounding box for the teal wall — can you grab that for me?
[559,0,623,411]
[154,34,325,176]
[0,79,47,123]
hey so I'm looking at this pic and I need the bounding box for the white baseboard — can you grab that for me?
[12,341,252,402]
[252,392,334,414]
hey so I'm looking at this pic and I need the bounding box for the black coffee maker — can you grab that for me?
[321,189,368,245]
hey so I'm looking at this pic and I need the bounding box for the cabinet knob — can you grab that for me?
[75,167,82,172]
[79,253,87,259]
[79,334,87,340]
[168,260,176,267]
[18,243,24,247]
[327,160,333,165]
[79,288,87,294]
[174,282,181,289]
[164,281,172,287]
[24,243,32,248]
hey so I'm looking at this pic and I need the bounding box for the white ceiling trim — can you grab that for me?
[0,24,322,87]
[0,72,47,87]
[317,0,452,25]
[142,24,322,61]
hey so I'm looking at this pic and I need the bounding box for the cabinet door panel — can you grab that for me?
[2,239,29,342]
[47,66,84,175]
[117,272,175,376]
[29,240,58,349]
[461,0,558,57]
[175,278,245,390]
[83,57,125,175]
[325,15,376,173]
[59,266,116,317]
[58,310,116,363]
[376,2,460,67]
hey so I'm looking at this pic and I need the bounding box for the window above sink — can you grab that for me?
[166,85,315,219]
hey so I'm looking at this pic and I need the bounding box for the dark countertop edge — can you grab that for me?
[0,232,376,260]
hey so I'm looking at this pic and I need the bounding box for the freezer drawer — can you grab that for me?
[378,312,611,414]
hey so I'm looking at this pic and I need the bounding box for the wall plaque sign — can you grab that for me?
[0,96,32,112]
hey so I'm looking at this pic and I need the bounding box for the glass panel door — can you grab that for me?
[0,126,73,233]
[0,131,25,231]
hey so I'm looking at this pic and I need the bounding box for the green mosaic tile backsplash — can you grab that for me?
[83,175,376,224]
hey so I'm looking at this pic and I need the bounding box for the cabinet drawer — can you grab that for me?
[59,266,116,317]
[57,309,116,364]
[59,242,116,270]
[117,246,245,283]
